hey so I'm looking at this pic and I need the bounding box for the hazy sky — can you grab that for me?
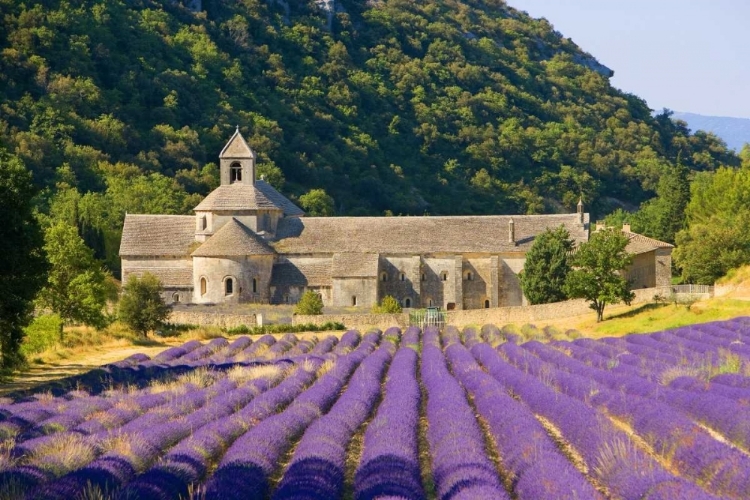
[509,0,748,119]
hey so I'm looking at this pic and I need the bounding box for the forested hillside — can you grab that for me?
[0,0,738,273]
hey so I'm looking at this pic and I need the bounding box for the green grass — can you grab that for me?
[582,298,750,338]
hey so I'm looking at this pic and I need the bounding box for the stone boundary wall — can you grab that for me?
[292,313,408,332]
[170,287,674,331]
[169,310,256,328]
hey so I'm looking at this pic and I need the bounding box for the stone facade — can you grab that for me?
[120,130,674,310]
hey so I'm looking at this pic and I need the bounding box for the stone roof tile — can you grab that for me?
[119,215,196,257]
[332,253,379,278]
[623,231,674,254]
[193,184,283,212]
[192,218,275,257]
[255,180,305,217]
[270,261,332,287]
[273,214,589,254]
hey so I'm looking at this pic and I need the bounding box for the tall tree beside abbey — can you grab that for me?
[519,226,574,304]
[0,0,739,281]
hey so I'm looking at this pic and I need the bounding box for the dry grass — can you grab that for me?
[605,414,678,475]
[25,433,96,476]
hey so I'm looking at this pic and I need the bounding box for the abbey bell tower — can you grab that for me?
[219,126,256,186]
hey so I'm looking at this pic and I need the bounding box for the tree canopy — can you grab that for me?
[119,273,170,336]
[294,290,324,315]
[565,229,634,322]
[0,0,738,276]
[0,150,48,369]
[519,226,574,304]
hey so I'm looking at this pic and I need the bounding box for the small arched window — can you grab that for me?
[466,271,473,281]
[404,298,411,308]
[283,294,290,304]
[352,296,358,306]
[225,278,233,295]
[380,272,388,282]
[428,299,433,307]
[399,272,406,282]
[230,162,242,183]
[200,277,207,296]
[441,271,448,281]
[252,278,258,293]
[421,273,426,281]
[484,299,490,309]
[172,293,180,303]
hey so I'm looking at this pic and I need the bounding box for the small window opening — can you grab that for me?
[428,299,433,307]
[225,278,233,295]
[484,299,490,309]
[404,298,412,308]
[352,296,358,306]
[200,215,207,231]
[399,272,406,282]
[172,293,180,303]
[380,272,388,282]
[466,271,473,281]
[200,277,207,296]
[230,162,242,183]
[252,278,258,293]
[441,271,448,281]
[421,273,426,281]
[283,293,289,304]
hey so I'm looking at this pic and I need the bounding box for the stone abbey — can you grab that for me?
[119,130,673,310]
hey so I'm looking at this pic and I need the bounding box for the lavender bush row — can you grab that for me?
[444,340,601,499]
[474,343,687,500]
[204,336,382,500]
[333,330,362,354]
[180,337,230,363]
[355,326,423,500]
[421,326,510,500]
[514,342,746,498]
[149,340,203,364]
[273,336,398,499]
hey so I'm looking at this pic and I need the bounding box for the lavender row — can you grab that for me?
[443,333,601,499]
[422,326,510,499]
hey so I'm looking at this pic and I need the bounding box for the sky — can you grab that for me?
[508,0,749,119]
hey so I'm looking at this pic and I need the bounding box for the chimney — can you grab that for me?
[622,223,631,232]
[508,218,515,245]
[577,197,584,224]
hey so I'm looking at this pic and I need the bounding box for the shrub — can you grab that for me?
[21,315,64,356]
[371,295,403,314]
[118,273,170,337]
[294,291,324,315]
[223,321,344,335]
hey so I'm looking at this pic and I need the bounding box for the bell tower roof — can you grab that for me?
[219,127,255,159]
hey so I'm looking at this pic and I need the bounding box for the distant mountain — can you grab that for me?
[672,112,750,152]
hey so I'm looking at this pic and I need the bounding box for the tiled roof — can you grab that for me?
[192,218,275,257]
[273,214,589,254]
[119,215,196,257]
[623,231,674,254]
[255,180,304,217]
[220,129,255,158]
[270,260,332,287]
[193,184,284,212]
[124,267,193,288]
[332,253,379,278]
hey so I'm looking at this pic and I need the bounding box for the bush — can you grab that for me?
[371,295,403,314]
[119,273,170,336]
[294,291,324,315]
[21,314,63,356]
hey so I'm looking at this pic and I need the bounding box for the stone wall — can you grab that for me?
[169,310,257,328]
[193,255,273,304]
[294,312,409,332]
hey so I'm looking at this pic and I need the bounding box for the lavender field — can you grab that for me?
[2,320,750,500]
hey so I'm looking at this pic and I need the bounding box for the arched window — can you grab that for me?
[172,293,180,303]
[428,299,433,307]
[380,272,388,282]
[283,294,289,304]
[225,278,233,295]
[465,271,473,281]
[252,278,258,293]
[200,277,207,296]
[352,296,358,306]
[230,162,242,183]
[421,273,426,281]
[441,271,448,281]
[484,299,490,309]
[399,272,406,282]
[404,298,411,308]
